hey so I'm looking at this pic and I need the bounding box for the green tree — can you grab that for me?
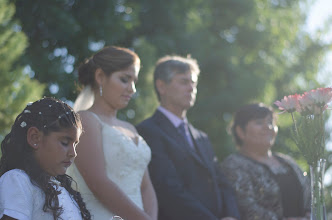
[0,0,44,139]
[13,0,158,125]
[13,0,332,212]
[133,0,331,160]
[13,0,331,158]
[14,0,142,101]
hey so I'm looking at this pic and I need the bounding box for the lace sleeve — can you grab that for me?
[220,154,282,220]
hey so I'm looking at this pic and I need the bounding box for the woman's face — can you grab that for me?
[238,114,278,150]
[101,63,139,110]
[34,127,81,176]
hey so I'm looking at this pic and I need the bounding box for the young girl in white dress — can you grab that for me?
[0,97,91,220]
[67,46,158,220]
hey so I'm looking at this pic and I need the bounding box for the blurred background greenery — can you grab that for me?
[1,0,332,214]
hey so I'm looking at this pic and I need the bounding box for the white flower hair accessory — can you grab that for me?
[20,121,27,128]
[26,102,33,106]
[24,110,31,113]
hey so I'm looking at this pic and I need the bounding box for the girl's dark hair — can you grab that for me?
[78,46,140,88]
[0,97,91,220]
[230,103,274,146]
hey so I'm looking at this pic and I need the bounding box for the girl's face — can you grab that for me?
[34,127,81,176]
[238,114,278,149]
[101,63,139,110]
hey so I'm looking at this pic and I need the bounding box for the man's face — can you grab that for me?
[160,71,198,112]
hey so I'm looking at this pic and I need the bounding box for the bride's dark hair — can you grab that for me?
[78,46,140,89]
[0,97,91,220]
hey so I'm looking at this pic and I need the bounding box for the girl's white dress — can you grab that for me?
[0,169,83,220]
[67,112,151,220]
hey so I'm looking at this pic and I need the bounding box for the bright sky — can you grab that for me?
[306,0,332,34]
[303,0,332,184]
[305,0,332,86]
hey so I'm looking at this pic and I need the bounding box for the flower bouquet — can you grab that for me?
[275,87,332,220]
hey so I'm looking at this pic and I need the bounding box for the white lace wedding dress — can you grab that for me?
[67,112,151,220]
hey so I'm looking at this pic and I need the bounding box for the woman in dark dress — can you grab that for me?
[221,103,310,220]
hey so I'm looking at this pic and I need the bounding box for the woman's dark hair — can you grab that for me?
[78,46,140,88]
[230,103,275,146]
[0,97,91,220]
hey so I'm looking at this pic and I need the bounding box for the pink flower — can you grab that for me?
[298,88,332,115]
[274,94,300,113]
[298,92,314,107]
[307,88,332,106]
[298,92,314,115]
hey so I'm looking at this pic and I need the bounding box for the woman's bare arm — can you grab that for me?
[74,111,152,220]
[141,169,158,220]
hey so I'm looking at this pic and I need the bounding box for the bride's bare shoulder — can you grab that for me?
[76,111,100,125]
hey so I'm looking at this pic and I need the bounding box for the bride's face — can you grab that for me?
[101,63,139,110]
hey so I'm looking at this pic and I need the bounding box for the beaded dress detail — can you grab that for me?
[67,112,151,220]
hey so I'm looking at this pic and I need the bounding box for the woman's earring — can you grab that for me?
[99,85,103,97]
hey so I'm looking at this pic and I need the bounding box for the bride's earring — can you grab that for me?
[99,85,103,97]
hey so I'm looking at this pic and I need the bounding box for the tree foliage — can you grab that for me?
[14,0,142,101]
[0,0,44,139]
[13,0,331,159]
[10,0,332,213]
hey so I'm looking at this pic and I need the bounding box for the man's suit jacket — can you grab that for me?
[136,110,240,220]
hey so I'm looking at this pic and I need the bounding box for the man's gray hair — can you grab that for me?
[153,55,200,101]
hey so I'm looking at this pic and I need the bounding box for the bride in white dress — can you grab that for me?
[67,46,158,220]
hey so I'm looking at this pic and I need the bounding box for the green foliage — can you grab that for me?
[9,0,332,214]
[0,0,44,139]
[12,0,332,210]
[14,0,142,101]
[13,0,331,159]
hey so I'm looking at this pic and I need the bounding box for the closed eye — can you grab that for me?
[60,137,74,147]
[120,77,129,83]
[61,141,69,146]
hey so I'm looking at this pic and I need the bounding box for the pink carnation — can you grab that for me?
[298,88,332,115]
[274,94,300,113]
[298,92,314,108]
[308,88,332,106]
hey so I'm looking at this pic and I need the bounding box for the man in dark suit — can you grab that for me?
[136,55,240,220]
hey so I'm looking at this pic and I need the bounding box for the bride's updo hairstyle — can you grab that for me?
[0,97,91,220]
[78,46,140,89]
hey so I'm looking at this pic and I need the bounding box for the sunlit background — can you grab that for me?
[305,0,332,187]
[2,0,332,215]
